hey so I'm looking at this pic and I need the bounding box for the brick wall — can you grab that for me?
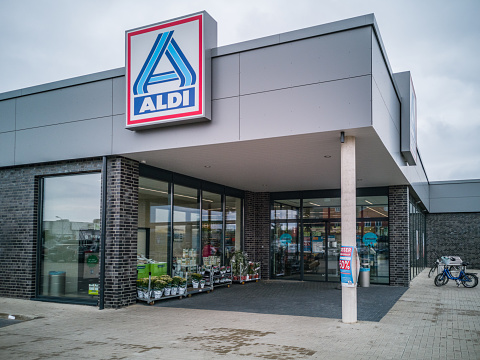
[244,192,270,279]
[389,186,410,286]
[0,159,103,299]
[426,213,480,269]
[104,157,139,308]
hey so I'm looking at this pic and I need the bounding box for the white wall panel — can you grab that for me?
[113,76,125,116]
[0,132,15,166]
[15,116,113,165]
[240,27,372,95]
[240,75,371,140]
[0,99,15,133]
[212,54,240,99]
[112,97,240,154]
[16,80,113,130]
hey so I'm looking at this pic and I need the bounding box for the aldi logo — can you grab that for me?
[126,12,215,129]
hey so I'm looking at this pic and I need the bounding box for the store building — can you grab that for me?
[1,13,479,308]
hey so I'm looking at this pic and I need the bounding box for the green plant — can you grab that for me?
[191,273,203,282]
[153,279,167,290]
[172,276,183,286]
[159,275,172,285]
[231,251,248,276]
[137,278,149,288]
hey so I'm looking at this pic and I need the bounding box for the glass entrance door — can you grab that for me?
[303,222,326,281]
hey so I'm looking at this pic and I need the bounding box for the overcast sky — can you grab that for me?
[1,0,479,182]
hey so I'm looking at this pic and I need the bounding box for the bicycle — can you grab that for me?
[428,251,442,278]
[434,262,478,288]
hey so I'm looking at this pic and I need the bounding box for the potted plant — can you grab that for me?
[254,262,261,279]
[178,277,187,295]
[171,276,182,295]
[191,273,203,288]
[200,279,206,288]
[153,279,166,299]
[159,275,173,296]
[137,278,150,299]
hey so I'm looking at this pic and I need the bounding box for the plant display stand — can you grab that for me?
[204,266,233,288]
[232,263,261,285]
[230,251,261,285]
[184,269,213,297]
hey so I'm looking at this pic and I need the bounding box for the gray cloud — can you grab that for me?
[1,0,479,181]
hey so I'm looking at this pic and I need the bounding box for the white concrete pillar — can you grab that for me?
[341,135,357,323]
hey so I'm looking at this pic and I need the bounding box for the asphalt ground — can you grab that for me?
[1,268,479,359]
[150,280,408,322]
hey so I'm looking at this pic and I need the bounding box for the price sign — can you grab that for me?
[340,246,356,287]
[339,259,351,270]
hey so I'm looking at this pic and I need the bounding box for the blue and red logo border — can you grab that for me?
[126,14,203,128]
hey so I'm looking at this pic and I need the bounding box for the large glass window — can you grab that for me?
[356,196,389,284]
[173,185,200,277]
[202,191,223,266]
[271,200,301,279]
[138,178,170,275]
[137,171,244,277]
[409,197,426,280]
[225,196,243,264]
[39,173,101,302]
[271,192,389,284]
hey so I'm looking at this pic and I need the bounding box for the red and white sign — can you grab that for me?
[126,12,214,129]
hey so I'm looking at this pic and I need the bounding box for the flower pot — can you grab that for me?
[164,287,172,296]
[171,286,178,295]
[154,289,163,299]
[192,280,199,288]
[179,286,186,295]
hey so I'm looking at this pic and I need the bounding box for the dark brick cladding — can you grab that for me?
[0,158,103,299]
[244,192,270,279]
[0,157,139,309]
[426,212,480,269]
[388,185,410,286]
[104,157,139,308]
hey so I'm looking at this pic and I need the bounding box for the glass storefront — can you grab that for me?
[410,196,426,279]
[137,168,244,277]
[39,173,101,302]
[271,191,389,284]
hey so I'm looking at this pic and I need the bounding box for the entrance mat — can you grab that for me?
[147,281,407,322]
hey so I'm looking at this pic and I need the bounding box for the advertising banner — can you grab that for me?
[340,246,358,287]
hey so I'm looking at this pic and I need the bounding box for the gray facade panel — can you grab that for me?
[113,76,126,116]
[15,117,113,165]
[16,80,113,130]
[430,197,480,213]
[0,132,15,167]
[372,34,401,135]
[430,181,480,198]
[239,27,372,96]
[0,99,16,133]
[212,54,240,99]
[112,97,240,154]
[240,76,371,140]
[429,182,480,213]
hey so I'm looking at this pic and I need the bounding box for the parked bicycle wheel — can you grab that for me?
[428,262,438,278]
[434,273,449,286]
[462,273,478,288]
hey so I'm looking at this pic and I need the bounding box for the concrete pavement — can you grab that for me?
[0,268,479,359]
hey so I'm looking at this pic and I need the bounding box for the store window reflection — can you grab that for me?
[138,177,170,277]
[40,173,101,302]
[173,185,200,277]
[225,196,242,264]
[356,196,389,284]
[202,191,223,266]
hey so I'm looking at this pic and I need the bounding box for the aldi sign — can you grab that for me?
[126,12,216,130]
